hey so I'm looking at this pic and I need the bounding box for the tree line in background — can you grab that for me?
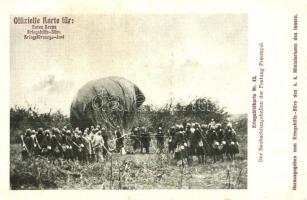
[10,97,247,144]
[10,106,70,144]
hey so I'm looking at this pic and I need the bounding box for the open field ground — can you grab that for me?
[10,129,247,190]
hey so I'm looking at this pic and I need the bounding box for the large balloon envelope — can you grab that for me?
[70,76,145,131]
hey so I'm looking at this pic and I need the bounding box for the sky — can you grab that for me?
[11,14,247,115]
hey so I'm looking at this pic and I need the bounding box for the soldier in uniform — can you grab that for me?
[92,130,104,162]
[82,128,92,163]
[39,129,48,157]
[36,128,44,154]
[174,125,186,161]
[185,123,192,140]
[187,124,194,162]
[167,126,176,153]
[224,122,239,160]
[71,129,80,160]
[131,127,140,153]
[50,128,62,161]
[207,124,217,144]
[200,124,210,162]
[216,123,226,160]
[215,123,224,143]
[101,127,109,157]
[55,128,64,158]
[173,125,180,159]
[30,130,41,155]
[140,126,150,154]
[207,124,219,162]
[21,129,32,159]
[115,126,124,153]
[200,124,209,141]
[155,127,164,153]
[185,123,194,164]
[73,130,84,162]
[208,118,216,130]
[44,129,53,158]
[65,130,74,160]
[58,128,68,160]
[224,123,237,142]
[192,124,205,164]
[88,128,96,162]
[88,128,95,140]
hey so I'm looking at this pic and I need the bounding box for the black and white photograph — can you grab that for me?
[10,14,247,189]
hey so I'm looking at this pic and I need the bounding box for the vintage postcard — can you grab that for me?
[10,14,248,190]
[1,0,307,200]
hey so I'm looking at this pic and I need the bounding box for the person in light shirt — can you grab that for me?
[91,130,104,162]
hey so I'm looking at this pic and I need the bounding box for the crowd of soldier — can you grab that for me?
[20,125,123,163]
[130,119,239,164]
[167,119,239,164]
[20,119,239,165]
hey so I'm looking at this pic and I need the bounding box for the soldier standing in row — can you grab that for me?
[156,126,164,153]
[101,127,109,157]
[92,130,104,162]
[208,118,216,129]
[82,128,92,163]
[30,129,41,156]
[20,129,32,160]
[174,125,186,161]
[131,127,140,153]
[167,126,176,153]
[140,127,151,154]
[185,123,193,164]
[215,123,224,143]
[65,130,74,160]
[224,122,239,159]
[71,128,80,160]
[50,128,62,160]
[73,130,84,162]
[115,126,124,153]
[192,124,205,164]
[36,128,44,153]
[224,123,237,143]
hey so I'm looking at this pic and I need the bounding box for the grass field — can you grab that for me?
[10,135,247,190]
[10,94,247,189]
